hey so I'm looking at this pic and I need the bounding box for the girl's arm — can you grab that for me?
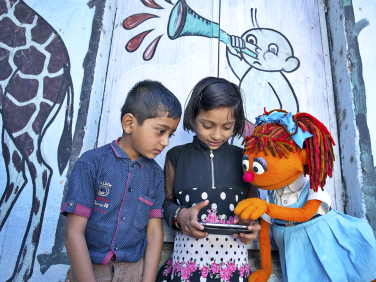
[162,158,181,228]
[163,157,209,238]
[246,183,259,199]
[65,213,96,282]
[142,218,163,282]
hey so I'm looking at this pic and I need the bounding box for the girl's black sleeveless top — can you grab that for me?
[163,136,257,228]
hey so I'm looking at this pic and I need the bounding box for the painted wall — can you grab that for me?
[0,0,345,281]
[325,0,376,235]
[0,0,108,280]
[102,0,341,244]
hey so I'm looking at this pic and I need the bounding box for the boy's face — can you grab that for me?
[124,114,180,161]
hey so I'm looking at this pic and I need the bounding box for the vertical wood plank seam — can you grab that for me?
[95,1,119,149]
[317,0,343,211]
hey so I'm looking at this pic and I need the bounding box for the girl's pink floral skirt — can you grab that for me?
[157,232,250,282]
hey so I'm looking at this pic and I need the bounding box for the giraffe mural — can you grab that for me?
[0,0,73,280]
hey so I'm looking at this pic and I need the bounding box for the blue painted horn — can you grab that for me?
[167,0,257,59]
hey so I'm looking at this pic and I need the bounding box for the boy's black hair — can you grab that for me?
[121,80,182,125]
[183,77,246,138]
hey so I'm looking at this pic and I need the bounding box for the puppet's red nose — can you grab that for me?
[243,172,254,182]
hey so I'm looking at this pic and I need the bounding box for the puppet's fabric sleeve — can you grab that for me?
[162,153,180,229]
[307,188,331,215]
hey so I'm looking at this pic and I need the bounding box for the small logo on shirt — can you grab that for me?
[94,200,109,209]
[98,182,112,197]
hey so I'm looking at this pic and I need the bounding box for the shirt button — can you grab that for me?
[131,164,135,168]
[114,246,118,250]
[69,202,74,207]
[121,216,126,221]
[128,187,132,192]
[283,200,288,205]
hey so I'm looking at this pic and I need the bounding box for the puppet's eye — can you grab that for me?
[252,157,267,175]
[242,155,249,171]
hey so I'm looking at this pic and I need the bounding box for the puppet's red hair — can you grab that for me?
[243,109,335,192]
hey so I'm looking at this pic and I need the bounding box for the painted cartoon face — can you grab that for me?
[242,150,304,190]
[241,28,299,73]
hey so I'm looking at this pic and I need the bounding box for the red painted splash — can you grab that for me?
[143,35,163,61]
[141,0,163,9]
[123,13,159,30]
[126,29,154,52]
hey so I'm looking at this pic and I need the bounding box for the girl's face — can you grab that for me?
[194,107,235,150]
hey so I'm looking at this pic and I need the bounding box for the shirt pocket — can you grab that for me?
[133,195,155,231]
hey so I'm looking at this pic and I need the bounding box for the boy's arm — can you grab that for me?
[65,213,96,282]
[142,217,163,282]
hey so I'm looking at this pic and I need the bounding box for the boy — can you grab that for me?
[62,80,182,282]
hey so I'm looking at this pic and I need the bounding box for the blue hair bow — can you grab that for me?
[255,111,312,148]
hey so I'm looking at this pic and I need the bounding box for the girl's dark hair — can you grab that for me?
[121,79,182,125]
[183,77,245,138]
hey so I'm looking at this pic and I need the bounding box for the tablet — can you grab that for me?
[200,222,254,235]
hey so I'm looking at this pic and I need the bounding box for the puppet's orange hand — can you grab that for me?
[248,269,271,282]
[234,198,269,220]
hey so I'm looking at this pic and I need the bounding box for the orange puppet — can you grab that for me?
[234,109,376,282]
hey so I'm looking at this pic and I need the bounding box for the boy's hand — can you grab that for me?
[227,35,245,58]
[178,200,209,239]
[232,215,261,245]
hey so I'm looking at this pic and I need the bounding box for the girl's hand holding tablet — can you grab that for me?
[232,215,261,245]
[177,200,209,239]
[177,200,261,243]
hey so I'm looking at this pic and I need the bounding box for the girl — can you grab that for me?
[157,77,261,282]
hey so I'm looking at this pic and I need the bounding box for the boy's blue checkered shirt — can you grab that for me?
[62,138,164,265]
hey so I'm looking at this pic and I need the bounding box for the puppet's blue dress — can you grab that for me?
[269,181,376,282]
